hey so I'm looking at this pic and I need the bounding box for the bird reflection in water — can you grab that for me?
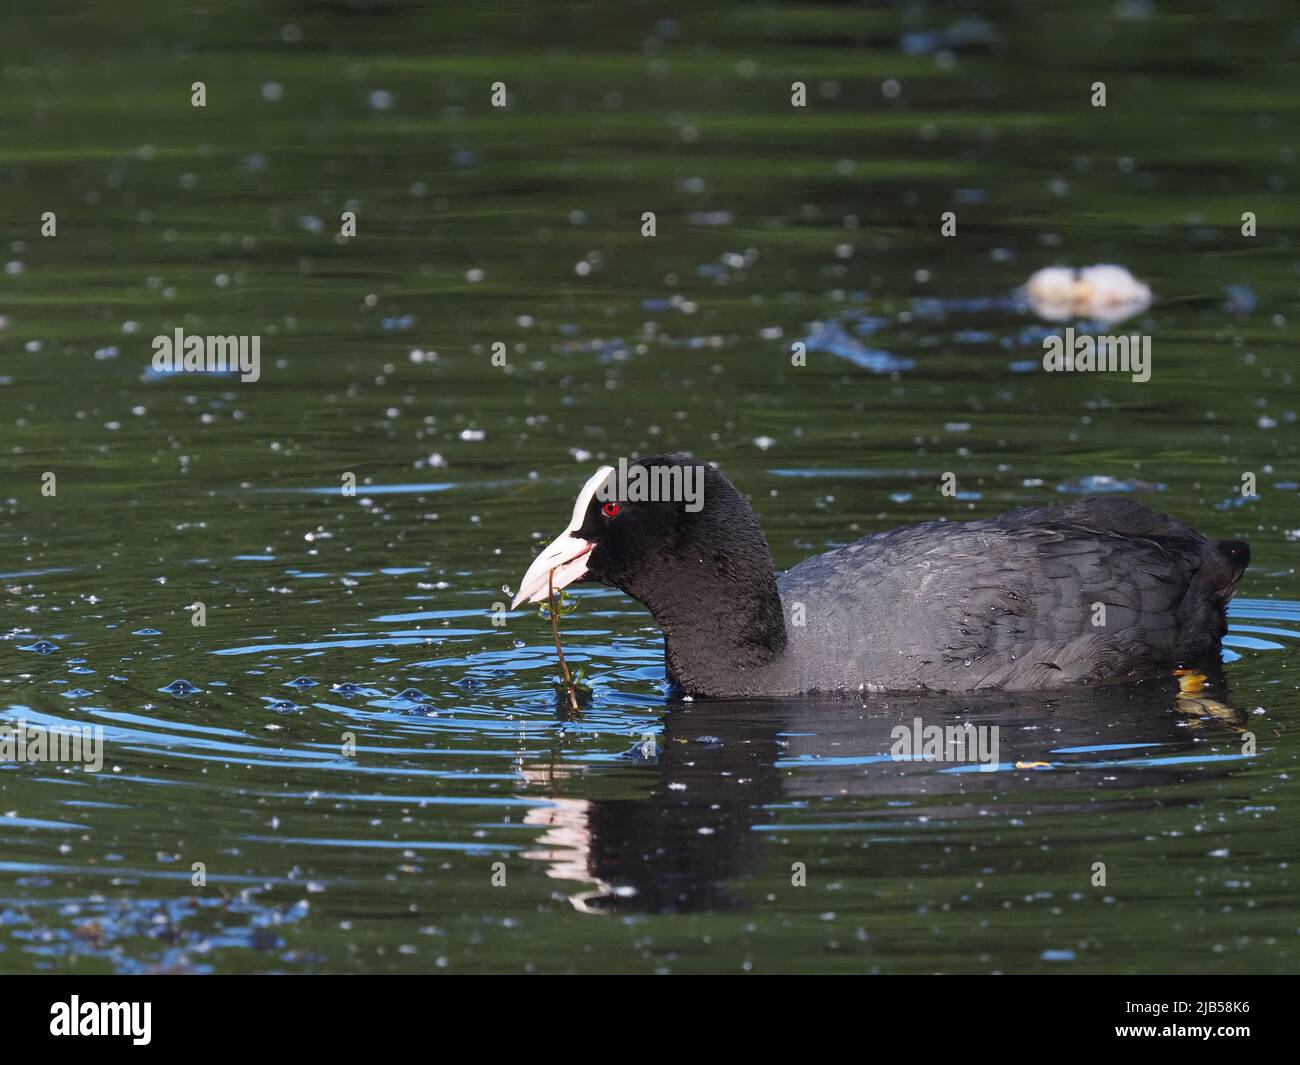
[520,673,1249,915]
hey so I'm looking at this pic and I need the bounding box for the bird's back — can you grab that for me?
[770,497,1247,694]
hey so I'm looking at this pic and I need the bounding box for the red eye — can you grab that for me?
[602,501,621,518]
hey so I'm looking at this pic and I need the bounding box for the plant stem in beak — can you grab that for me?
[548,571,580,715]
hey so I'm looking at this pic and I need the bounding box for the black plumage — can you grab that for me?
[556,455,1249,698]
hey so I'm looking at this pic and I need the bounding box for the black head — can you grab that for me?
[512,454,788,694]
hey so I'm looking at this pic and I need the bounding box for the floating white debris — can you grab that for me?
[1022,264,1152,325]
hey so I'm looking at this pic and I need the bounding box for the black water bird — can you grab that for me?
[512,455,1249,699]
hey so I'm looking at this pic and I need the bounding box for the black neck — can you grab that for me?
[621,494,787,696]
[654,570,787,696]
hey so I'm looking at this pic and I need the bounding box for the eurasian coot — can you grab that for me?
[512,454,1250,698]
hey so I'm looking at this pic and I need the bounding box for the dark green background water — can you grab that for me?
[2,0,1297,973]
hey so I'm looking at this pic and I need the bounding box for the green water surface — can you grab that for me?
[1,0,1298,973]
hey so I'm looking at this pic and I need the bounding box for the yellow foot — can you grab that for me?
[1172,670,1245,730]
[1173,668,1207,694]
